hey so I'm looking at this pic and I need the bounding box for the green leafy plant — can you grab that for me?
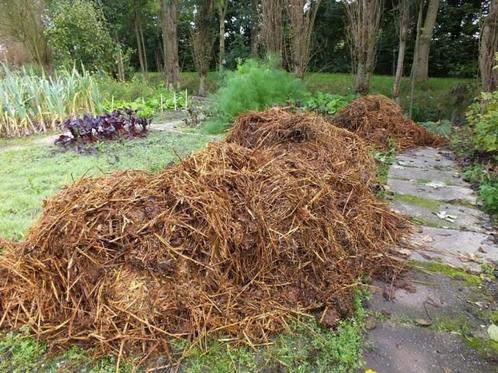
[203,59,308,133]
[463,165,492,185]
[104,90,189,119]
[479,181,498,214]
[420,120,453,138]
[467,91,498,153]
[302,92,350,115]
[371,146,396,185]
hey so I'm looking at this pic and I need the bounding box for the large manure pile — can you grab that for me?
[331,95,445,150]
[0,109,409,362]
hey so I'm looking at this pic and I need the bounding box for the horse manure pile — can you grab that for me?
[0,109,410,363]
[331,95,446,150]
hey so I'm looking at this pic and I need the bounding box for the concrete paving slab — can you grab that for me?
[368,271,490,329]
[410,227,498,271]
[389,165,469,187]
[390,200,492,233]
[363,321,496,373]
[387,179,477,204]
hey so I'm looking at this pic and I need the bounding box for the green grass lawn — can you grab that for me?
[0,131,216,241]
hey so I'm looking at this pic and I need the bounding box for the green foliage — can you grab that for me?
[203,59,308,133]
[467,91,498,153]
[266,293,367,373]
[0,64,102,137]
[302,92,350,115]
[0,331,46,372]
[420,120,453,138]
[463,165,493,185]
[479,182,498,214]
[104,90,189,119]
[98,74,167,102]
[0,332,135,372]
[371,147,396,184]
[46,0,120,73]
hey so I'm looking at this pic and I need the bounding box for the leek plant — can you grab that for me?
[0,65,103,137]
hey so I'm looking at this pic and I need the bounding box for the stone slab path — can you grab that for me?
[363,147,498,372]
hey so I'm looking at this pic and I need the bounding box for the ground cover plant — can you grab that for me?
[0,108,410,367]
[103,90,190,119]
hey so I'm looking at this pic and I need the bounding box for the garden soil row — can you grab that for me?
[0,98,428,363]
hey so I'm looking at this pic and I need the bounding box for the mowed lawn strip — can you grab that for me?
[0,130,216,241]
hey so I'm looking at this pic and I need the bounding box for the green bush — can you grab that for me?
[479,182,498,214]
[46,0,120,73]
[463,165,493,185]
[203,59,308,133]
[467,91,498,153]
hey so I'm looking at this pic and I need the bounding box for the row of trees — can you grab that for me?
[0,0,497,95]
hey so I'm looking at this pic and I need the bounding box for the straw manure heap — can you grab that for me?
[331,95,446,150]
[0,108,409,361]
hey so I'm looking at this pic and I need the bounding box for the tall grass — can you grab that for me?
[0,65,103,137]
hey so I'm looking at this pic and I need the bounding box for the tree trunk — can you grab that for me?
[161,0,180,89]
[261,0,283,63]
[139,18,148,76]
[411,0,440,82]
[217,2,228,74]
[198,75,207,97]
[191,0,215,96]
[250,0,259,57]
[393,0,410,103]
[287,0,322,80]
[135,15,145,75]
[354,62,369,95]
[344,0,383,95]
[117,46,125,81]
[409,0,424,117]
[479,0,498,92]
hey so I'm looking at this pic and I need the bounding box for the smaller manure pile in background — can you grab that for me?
[0,108,410,364]
[331,95,446,150]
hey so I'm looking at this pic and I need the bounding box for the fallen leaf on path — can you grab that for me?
[414,318,432,327]
[458,253,477,263]
[421,235,434,242]
[396,248,412,256]
[425,181,447,189]
[488,324,498,342]
[435,211,457,223]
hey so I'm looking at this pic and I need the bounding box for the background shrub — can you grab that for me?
[479,182,498,214]
[202,59,308,134]
[466,91,498,153]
